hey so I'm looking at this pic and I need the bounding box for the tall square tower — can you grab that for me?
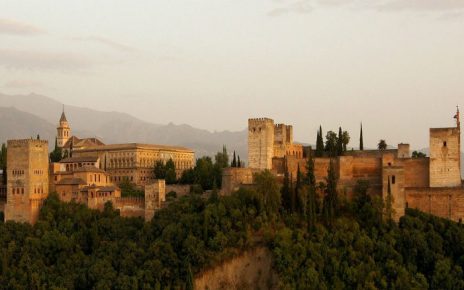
[429,127,461,188]
[5,139,49,224]
[248,118,275,170]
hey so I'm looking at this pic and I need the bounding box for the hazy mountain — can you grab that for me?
[0,93,247,159]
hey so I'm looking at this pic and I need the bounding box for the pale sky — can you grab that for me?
[1,0,463,149]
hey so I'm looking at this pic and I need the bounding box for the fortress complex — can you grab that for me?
[224,110,464,222]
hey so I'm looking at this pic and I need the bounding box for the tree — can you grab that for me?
[281,161,292,212]
[294,164,302,214]
[1,143,7,184]
[231,151,237,167]
[316,126,324,157]
[254,170,281,216]
[50,138,63,163]
[325,131,338,157]
[154,160,167,179]
[305,155,317,232]
[214,146,229,168]
[237,155,241,168]
[359,123,364,150]
[412,151,426,158]
[378,139,387,150]
[322,160,338,226]
[337,127,343,156]
[385,177,394,224]
[342,131,350,152]
[165,159,177,184]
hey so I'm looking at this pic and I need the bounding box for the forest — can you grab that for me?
[1,164,464,289]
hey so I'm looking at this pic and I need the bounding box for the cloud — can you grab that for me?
[378,0,464,11]
[0,18,44,35]
[3,80,45,89]
[72,36,137,52]
[0,49,95,71]
[268,0,313,16]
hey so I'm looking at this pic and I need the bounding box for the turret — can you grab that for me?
[57,106,71,148]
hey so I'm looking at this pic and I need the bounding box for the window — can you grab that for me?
[392,175,396,184]
[444,141,447,147]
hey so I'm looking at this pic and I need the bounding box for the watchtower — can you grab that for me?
[5,139,49,224]
[248,118,275,170]
[429,108,461,188]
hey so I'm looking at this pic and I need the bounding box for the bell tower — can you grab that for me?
[57,106,71,148]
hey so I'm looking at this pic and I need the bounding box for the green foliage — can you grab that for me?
[315,126,324,157]
[50,138,63,163]
[154,160,167,180]
[342,130,350,152]
[337,127,344,156]
[412,151,426,158]
[271,207,464,290]
[322,160,338,227]
[165,159,177,184]
[378,139,387,150]
[360,123,364,151]
[231,151,237,167]
[0,143,7,184]
[325,131,338,157]
[0,188,269,289]
[254,170,281,218]
[119,179,144,197]
[0,211,3,222]
[180,146,230,190]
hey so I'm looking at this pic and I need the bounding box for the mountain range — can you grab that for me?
[0,93,247,160]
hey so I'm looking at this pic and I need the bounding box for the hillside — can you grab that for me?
[0,93,247,158]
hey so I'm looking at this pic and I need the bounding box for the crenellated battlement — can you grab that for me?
[7,139,48,146]
[248,117,274,123]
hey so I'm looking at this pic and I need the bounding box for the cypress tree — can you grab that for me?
[323,160,338,227]
[237,155,241,168]
[306,154,317,232]
[360,123,364,151]
[386,177,393,224]
[337,127,343,156]
[186,263,194,290]
[231,151,237,167]
[316,126,324,157]
[281,160,291,212]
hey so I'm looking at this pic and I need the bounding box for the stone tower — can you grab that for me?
[144,179,166,222]
[57,107,71,148]
[248,118,275,170]
[5,139,49,224]
[429,108,461,188]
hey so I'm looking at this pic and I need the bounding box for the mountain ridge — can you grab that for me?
[0,92,247,159]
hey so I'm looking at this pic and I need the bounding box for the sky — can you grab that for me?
[0,0,463,150]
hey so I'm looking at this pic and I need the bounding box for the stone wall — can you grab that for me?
[406,187,464,222]
[403,158,429,188]
[166,184,190,197]
[144,180,166,221]
[114,197,145,218]
[429,127,461,187]
[221,167,256,195]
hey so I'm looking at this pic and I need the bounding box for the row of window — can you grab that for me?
[12,188,25,194]
[12,170,25,175]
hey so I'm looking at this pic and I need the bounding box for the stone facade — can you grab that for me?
[227,110,464,222]
[5,139,49,224]
[429,127,461,187]
[56,111,195,187]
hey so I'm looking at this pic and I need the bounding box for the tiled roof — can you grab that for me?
[56,177,86,186]
[60,156,99,163]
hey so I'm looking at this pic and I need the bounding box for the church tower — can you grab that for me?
[57,107,71,148]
